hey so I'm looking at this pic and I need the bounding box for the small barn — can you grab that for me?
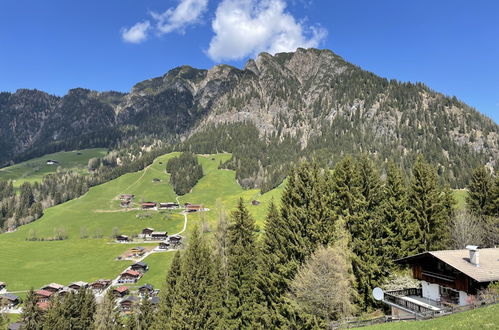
[151,231,168,240]
[116,235,129,242]
[158,241,170,250]
[159,202,179,209]
[186,204,203,212]
[131,262,149,273]
[46,160,59,165]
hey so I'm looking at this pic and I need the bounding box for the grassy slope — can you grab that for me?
[0,148,108,188]
[367,303,499,329]
[0,153,282,292]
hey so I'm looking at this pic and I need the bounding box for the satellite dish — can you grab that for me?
[372,287,384,301]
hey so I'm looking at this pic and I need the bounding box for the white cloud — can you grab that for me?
[207,0,327,62]
[121,21,151,43]
[151,0,209,34]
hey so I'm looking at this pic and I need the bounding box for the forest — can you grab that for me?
[10,155,499,329]
[165,152,203,195]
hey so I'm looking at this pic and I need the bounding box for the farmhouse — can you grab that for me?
[112,286,129,298]
[118,270,142,284]
[138,284,154,297]
[186,204,203,212]
[41,283,64,293]
[158,241,170,250]
[151,231,168,240]
[159,202,179,209]
[116,235,129,242]
[120,295,139,312]
[380,246,499,318]
[0,293,20,307]
[35,290,54,302]
[141,202,157,210]
[90,279,111,292]
[141,228,154,237]
[169,235,182,248]
[131,262,149,273]
[68,281,88,291]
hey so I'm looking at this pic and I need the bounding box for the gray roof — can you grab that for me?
[8,323,22,330]
[398,248,499,283]
[1,293,19,301]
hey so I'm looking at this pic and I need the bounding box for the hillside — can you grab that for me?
[1,48,498,190]
[0,148,107,188]
[0,152,281,292]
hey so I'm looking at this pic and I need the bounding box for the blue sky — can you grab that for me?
[1,0,498,122]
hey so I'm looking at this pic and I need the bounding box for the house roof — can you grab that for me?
[151,231,167,236]
[397,248,499,283]
[37,301,50,310]
[117,235,128,239]
[70,281,88,287]
[121,295,139,303]
[122,270,141,277]
[0,293,19,301]
[142,227,154,231]
[36,290,54,297]
[151,296,160,304]
[132,262,147,268]
[132,246,145,251]
[43,283,64,290]
[139,284,154,291]
[114,286,129,293]
[8,322,23,330]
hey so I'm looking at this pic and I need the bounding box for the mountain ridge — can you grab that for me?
[1,48,498,189]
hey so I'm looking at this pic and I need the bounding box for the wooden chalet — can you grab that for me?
[35,290,54,302]
[380,246,499,318]
[169,235,182,248]
[138,284,154,297]
[41,283,64,293]
[68,281,88,291]
[151,231,168,240]
[120,295,139,312]
[131,262,149,273]
[186,204,203,212]
[130,246,146,256]
[112,286,129,298]
[90,279,111,292]
[118,270,142,284]
[0,293,20,307]
[116,235,129,242]
[141,228,154,237]
[158,241,170,250]
[159,202,179,209]
[141,202,157,210]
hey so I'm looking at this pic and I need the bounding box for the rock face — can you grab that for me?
[1,48,498,186]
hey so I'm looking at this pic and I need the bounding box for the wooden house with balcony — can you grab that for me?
[379,246,499,318]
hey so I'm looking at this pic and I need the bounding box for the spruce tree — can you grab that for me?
[466,166,493,216]
[94,289,120,330]
[488,176,499,217]
[154,251,182,328]
[168,226,220,329]
[20,289,44,330]
[408,155,450,252]
[225,198,258,328]
[137,296,153,330]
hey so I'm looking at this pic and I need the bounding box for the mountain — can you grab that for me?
[1,48,498,189]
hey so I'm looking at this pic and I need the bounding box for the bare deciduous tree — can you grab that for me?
[450,210,485,249]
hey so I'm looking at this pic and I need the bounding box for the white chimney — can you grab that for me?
[466,245,479,267]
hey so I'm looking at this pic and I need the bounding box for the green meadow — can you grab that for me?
[0,148,108,188]
[0,152,281,292]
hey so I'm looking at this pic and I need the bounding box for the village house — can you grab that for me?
[158,241,170,250]
[120,295,139,312]
[141,228,154,238]
[112,286,129,298]
[90,279,111,292]
[151,231,168,241]
[138,284,154,297]
[159,202,179,209]
[0,293,20,308]
[186,204,203,212]
[141,202,157,210]
[131,262,149,273]
[379,246,499,318]
[68,281,88,291]
[35,290,54,303]
[41,283,64,293]
[130,246,146,256]
[169,235,182,248]
[116,235,129,243]
[118,270,142,284]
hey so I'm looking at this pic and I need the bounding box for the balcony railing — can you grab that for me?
[384,288,443,317]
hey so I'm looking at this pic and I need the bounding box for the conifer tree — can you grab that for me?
[154,251,182,328]
[488,176,499,217]
[408,155,450,252]
[225,198,258,328]
[381,162,411,259]
[127,312,138,330]
[168,226,220,329]
[42,296,67,330]
[20,289,44,330]
[94,289,120,330]
[137,296,153,330]
[466,166,493,216]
